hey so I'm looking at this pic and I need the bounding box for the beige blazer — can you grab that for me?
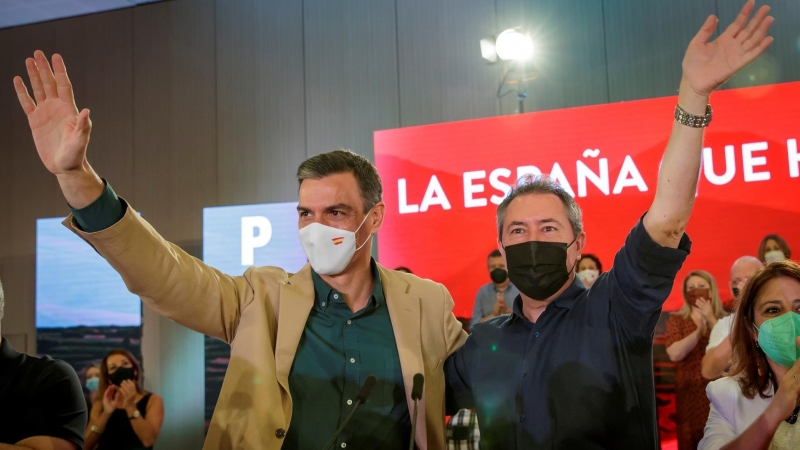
[64,200,467,450]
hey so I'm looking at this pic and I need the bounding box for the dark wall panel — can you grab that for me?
[396,0,500,126]
[216,0,306,205]
[303,0,400,159]
[717,0,800,90]
[604,0,717,102]
[496,0,609,113]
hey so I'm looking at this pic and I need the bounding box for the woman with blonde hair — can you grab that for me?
[665,270,727,450]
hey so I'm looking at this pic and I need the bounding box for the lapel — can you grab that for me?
[275,264,315,394]
[378,264,428,449]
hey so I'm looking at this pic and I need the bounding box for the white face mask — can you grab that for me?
[577,269,599,287]
[299,211,372,275]
[764,250,786,263]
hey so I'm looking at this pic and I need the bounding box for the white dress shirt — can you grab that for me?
[706,314,734,352]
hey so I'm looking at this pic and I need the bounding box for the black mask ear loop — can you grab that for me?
[567,235,580,276]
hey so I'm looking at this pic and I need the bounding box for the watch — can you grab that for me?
[129,410,141,420]
[674,103,712,128]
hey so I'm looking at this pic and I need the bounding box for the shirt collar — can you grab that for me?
[510,277,586,323]
[310,258,385,311]
[0,337,22,370]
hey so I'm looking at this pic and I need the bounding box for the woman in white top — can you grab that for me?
[699,260,800,450]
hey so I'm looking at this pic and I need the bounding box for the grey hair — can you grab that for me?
[496,175,583,240]
[296,149,383,213]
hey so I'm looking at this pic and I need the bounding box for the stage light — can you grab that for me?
[495,29,534,61]
[480,29,534,64]
[480,27,539,114]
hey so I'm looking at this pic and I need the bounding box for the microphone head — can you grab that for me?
[357,375,378,403]
[411,373,424,401]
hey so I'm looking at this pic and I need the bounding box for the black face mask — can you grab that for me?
[490,268,508,284]
[108,366,137,386]
[504,238,576,301]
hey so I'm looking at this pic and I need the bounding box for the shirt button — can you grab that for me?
[321,302,326,307]
[275,428,286,438]
[520,415,526,423]
[534,332,540,338]
[346,319,352,325]
[341,443,347,448]
[350,358,355,363]
[347,399,353,405]
[334,294,339,299]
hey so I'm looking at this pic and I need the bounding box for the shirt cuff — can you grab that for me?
[630,213,692,276]
[69,181,126,232]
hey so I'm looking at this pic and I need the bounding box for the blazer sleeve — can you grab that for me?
[698,379,738,450]
[63,199,261,343]
[441,283,468,357]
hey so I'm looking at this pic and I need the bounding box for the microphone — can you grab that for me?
[408,373,424,450]
[321,375,377,450]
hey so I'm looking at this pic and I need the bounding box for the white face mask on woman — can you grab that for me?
[764,250,786,264]
[299,211,372,275]
[577,269,599,287]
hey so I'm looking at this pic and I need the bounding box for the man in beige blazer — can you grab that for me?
[13,51,467,450]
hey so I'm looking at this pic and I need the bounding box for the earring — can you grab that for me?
[755,341,761,348]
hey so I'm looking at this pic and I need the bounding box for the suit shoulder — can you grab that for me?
[244,265,291,284]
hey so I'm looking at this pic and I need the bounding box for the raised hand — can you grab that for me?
[764,337,800,423]
[493,294,508,316]
[102,385,120,414]
[120,380,138,411]
[690,307,707,334]
[682,0,774,98]
[13,51,90,176]
[13,51,104,208]
[695,298,716,326]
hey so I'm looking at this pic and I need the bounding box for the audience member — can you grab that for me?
[665,270,727,450]
[699,260,800,450]
[576,253,603,288]
[84,364,101,410]
[84,349,164,450]
[0,277,87,450]
[701,256,763,380]
[758,234,792,264]
[470,249,520,326]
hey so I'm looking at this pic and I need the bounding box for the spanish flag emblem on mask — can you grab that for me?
[332,237,345,245]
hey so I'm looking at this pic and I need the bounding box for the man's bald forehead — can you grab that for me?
[730,256,762,275]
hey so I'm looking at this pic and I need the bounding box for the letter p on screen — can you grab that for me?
[241,216,273,266]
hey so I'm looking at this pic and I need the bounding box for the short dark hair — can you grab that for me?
[496,175,583,240]
[488,249,502,260]
[394,266,413,274]
[580,254,603,273]
[296,149,383,213]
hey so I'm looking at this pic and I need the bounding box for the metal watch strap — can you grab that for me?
[90,424,103,434]
[674,103,712,128]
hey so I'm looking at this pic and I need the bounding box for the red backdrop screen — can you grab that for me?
[375,82,800,318]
